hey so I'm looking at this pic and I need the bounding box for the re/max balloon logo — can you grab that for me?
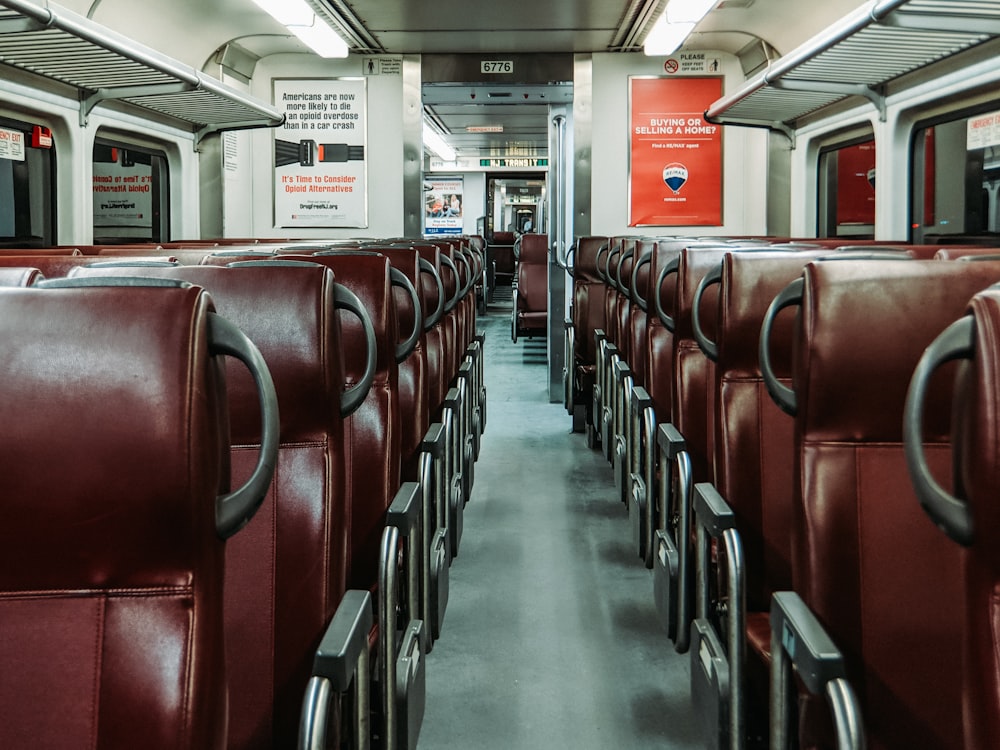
[662,163,688,194]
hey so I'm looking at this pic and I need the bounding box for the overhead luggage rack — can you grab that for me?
[705,0,1000,141]
[0,0,283,143]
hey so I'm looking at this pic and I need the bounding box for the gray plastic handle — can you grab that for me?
[603,245,621,287]
[615,247,634,295]
[418,258,445,330]
[595,242,610,283]
[759,277,802,417]
[632,252,651,311]
[692,263,722,362]
[335,283,378,418]
[654,256,680,331]
[439,254,461,314]
[390,267,422,363]
[208,312,280,540]
[903,316,975,546]
[455,250,474,298]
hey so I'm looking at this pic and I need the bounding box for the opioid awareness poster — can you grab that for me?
[629,76,722,226]
[92,148,153,234]
[273,78,367,228]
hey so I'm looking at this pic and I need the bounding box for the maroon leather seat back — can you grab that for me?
[645,241,683,421]
[0,255,172,277]
[516,233,548,331]
[285,254,402,594]
[0,283,231,750]
[714,251,827,614]
[603,239,624,347]
[413,243,450,413]
[380,246,431,481]
[941,289,1000,750]
[572,236,609,373]
[434,242,461,384]
[614,240,635,372]
[71,262,352,749]
[673,247,728,483]
[627,240,653,387]
[491,231,516,284]
[934,246,1000,260]
[792,260,1000,750]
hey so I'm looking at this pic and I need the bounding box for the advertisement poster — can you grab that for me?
[629,76,722,227]
[273,78,367,228]
[424,176,464,235]
[92,157,153,230]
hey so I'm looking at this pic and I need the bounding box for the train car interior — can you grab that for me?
[3,0,1000,748]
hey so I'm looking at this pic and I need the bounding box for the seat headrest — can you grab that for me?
[799,260,1000,442]
[69,263,343,445]
[718,251,828,378]
[519,233,548,264]
[574,236,608,282]
[0,283,225,591]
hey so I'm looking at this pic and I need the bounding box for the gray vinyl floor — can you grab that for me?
[419,292,702,749]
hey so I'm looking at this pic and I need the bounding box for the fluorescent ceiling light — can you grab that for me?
[251,0,349,58]
[250,0,313,27]
[423,123,456,162]
[666,0,717,24]
[644,0,717,55]
[289,18,350,58]
[644,16,696,55]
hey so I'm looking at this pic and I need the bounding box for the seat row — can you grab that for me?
[0,236,488,750]
[564,236,1000,749]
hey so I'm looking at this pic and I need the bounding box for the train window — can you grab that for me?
[92,139,168,244]
[0,116,55,248]
[817,137,875,239]
[911,107,1000,244]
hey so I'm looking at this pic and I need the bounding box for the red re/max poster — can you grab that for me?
[629,76,723,227]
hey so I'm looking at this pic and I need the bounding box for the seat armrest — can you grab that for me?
[314,589,374,691]
[388,481,420,537]
[769,591,845,695]
[769,591,865,750]
[300,590,374,750]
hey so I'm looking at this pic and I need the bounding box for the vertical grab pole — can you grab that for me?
[548,112,569,402]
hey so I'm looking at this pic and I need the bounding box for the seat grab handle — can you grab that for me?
[903,315,975,546]
[692,262,722,362]
[390,267,422,363]
[208,311,280,540]
[335,283,378,418]
[759,277,802,417]
[654,256,680,332]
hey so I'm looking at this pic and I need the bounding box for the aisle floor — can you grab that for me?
[419,295,702,749]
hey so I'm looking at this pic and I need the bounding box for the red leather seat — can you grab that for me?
[644,240,683,423]
[0,280,275,749]
[566,236,609,426]
[70,263,375,749]
[907,285,1000,750]
[772,259,1000,749]
[491,230,516,286]
[672,246,728,485]
[626,240,653,389]
[690,249,828,744]
[512,232,548,341]
[376,246,432,480]
[288,252,403,594]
